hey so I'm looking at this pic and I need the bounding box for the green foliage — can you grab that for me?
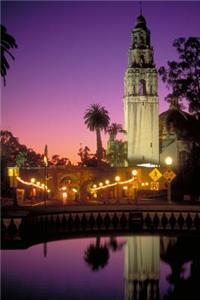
[159,37,200,115]
[0,130,43,168]
[107,140,127,167]
[0,25,18,85]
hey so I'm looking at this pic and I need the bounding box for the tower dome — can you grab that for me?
[135,15,148,30]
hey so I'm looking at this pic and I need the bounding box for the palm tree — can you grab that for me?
[0,25,18,85]
[84,104,110,163]
[84,236,110,271]
[106,123,126,141]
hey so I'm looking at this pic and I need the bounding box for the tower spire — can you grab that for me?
[139,1,143,15]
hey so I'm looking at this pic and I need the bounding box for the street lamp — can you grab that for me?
[132,169,137,177]
[115,176,120,201]
[132,169,138,202]
[165,156,173,166]
[31,178,36,184]
[165,156,172,203]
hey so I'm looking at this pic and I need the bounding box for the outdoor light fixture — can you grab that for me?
[105,180,110,185]
[132,169,137,177]
[99,182,103,187]
[115,176,120,182]
[165,156,173,203]
[31,178,36,184]
[165,156,173,166]
[93,184,97,188]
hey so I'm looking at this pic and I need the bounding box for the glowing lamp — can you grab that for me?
[165,156,173,166]
[105,180,110,185]
[132,169,137,176]
[115,176,120,182]
[31,178,36,184]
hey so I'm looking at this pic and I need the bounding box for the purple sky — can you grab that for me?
[2,1,200,163]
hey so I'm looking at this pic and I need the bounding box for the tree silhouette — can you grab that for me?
[84,104,110,164]
[108,236,125,252]
[161,236,200,300]
[84,236,109,271]
[106,123,126,141]
[159,37,200,116]
[51,154,71,166]
[0,25,18,85]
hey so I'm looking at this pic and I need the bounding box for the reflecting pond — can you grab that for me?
[1,235,200,300]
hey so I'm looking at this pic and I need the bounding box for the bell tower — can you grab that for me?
[123,14,159,166]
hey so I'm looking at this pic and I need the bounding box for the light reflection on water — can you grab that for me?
[1,235,200,300]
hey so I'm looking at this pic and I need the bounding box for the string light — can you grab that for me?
[16,177,48,190]
[91,176,137,192]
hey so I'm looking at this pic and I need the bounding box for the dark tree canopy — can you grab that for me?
[0,25,18,85]
[159,37,200,116]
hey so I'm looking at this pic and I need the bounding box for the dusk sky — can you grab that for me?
[2,1,200,163]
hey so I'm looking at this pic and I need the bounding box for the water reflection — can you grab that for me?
[1,235,200,300]
[125,236,160,300]
[84,236,110,271]
[84,236,125,271]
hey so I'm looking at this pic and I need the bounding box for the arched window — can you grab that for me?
[140,55,145,66]
[139,80,146,96]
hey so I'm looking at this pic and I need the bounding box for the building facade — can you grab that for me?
[123,15,159,166]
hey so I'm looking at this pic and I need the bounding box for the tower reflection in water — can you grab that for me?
[124,236,160,300]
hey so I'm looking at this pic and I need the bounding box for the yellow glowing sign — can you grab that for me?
[163,169,176,182]
[149,168,162,182]
[8,167,19,177]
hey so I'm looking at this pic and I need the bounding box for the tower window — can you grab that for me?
[140,55,145,66]
[139,80,146,96]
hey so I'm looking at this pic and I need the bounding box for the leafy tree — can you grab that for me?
[159,37,200,116]
[51,154,71,166]
[106,123,126,141]
[0,25,18,85]
[16,151,27,167]
[107,140,127,167]
[78,146,92,165]
[0,130,43,168]
[84,104,110,164]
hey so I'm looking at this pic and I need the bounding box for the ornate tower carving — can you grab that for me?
[124,15,159,165]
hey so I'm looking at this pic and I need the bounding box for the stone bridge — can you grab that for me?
[2,204,200,249]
